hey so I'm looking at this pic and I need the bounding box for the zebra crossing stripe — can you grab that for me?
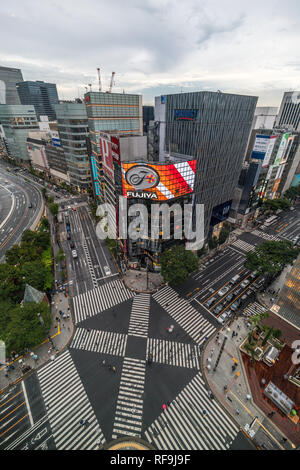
[83,242,98,288]
[70,327,128,356]
[144,372,238,450]
[112,358,146,440]
[128,294,150,338]
[37,350,105,450]
[243,301,266,317]
[252,230,278,241]
[147,338,202,369]
[73,279,136,324]
[153,287,216,344]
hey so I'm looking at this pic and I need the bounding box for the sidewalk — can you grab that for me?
[202,317,296,450]
[123,269,164,293]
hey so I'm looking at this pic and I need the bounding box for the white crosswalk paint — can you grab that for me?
[72,279,136,324]
[144,373,238,450]
[70,327,128,356]
[231,239,256,253]
[252,230,279,241]
[37,350,105,450]
[147,338,202,369]
[112,358,146,440]
[128,294,150,338]
[153,286,216,344]
[243,301,266,317]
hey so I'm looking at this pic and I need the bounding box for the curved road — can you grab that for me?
[0,164,43,261]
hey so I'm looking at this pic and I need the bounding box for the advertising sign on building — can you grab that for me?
[251,135,271,160]
[272,178,281,193]
[266,165,273,181]
[121,161,197,201]
[273,133,290,168]
[280,135,294,165]
[100,133,114,182]
[262,135,277,168]
[90,155,102,197]
[174,109,198,121]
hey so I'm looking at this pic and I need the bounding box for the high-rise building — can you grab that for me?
[55,102,91,190]
[16,81,59,121]
[154,91,258,237]
[274,255,300,329]
[85,91,143,202]
[275,91,300,132]
[0,105,39,161]
[142,105,154,134]
[0,66,23,105]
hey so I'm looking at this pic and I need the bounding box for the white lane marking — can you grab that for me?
[21,381,34,426]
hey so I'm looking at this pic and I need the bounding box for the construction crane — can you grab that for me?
[107,72,115,93]
[97,68,102,92]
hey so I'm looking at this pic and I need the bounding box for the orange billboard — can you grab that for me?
[121,161,197,200]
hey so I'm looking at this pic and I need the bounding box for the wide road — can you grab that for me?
[0,163,43,261]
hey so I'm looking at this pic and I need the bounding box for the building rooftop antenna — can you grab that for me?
[97,68,102,92]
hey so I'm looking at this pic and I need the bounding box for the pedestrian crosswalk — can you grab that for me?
[72,279,136,324]
[70,327,128,356]
[231,239,256,253]
[147,338,202,369]
[243,301,267,317]
[128,294,150,338]
[37,350,105,450]
[144,372,239,450]
[252,230,278,241]
[153,286,216,344]
[112,357,146,440]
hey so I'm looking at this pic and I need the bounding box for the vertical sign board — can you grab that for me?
[100,133,114,182]
[262,135,277,168]
[251,135,271,160]
[273,133,290,168]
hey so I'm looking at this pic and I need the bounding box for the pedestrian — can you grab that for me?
[147,354,153,366]
[236,409,240,415]
[281,437,287,443]
[79,419,84,426]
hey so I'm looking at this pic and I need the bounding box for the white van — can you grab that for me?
[230,274,240,285]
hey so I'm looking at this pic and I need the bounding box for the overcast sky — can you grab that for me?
[1,0,300,107]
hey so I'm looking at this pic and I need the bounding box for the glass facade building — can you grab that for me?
[157,91,258,237]
[0,66,23,105]
[277,255,300,329]
[55,103,91,190]
[17,81,59,121]
[0,105,39,161]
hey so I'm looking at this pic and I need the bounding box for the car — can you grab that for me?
[70,241,75,249]
[233,287,242,296]
[103,265,111,276]
[214,305,223,315]
[241,279,250,288]
[241,294,247,301]
[205,297,216,308]
[67,232,71,240]
[208,288,215,294]
[230,300,241,311]
[250,271,257,279]
[226,293,233,302]
[28,202,32,208]
[72,207,76,211]
[72,249,78,259]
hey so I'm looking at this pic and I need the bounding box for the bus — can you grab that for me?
[264,215,278,227]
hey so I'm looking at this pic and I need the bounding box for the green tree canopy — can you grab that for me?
[49,202,59,216]
[245,240,299,277]
[262,198,291,213]
[284,184,300,201]
[218,228,230,245]
[1,302,51,356]
[208,236,218,250]
[160,245,199,285]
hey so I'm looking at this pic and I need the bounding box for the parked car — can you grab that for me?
[241,279,250,288]
[103,265,111,276]
[214,305,223,315]
[218,286,230,297]
[205,297,216,308]
[226,293,233,302]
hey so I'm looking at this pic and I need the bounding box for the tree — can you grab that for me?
[1,302,51,356]
[41,187,47,199]
[0,264,24,303]
[21,261,47,291]
[245,240,299,278]
[49,202,59,216]
[284,184,300,202]
[218,228,230,245]
[262,198,291,213]
[39,217,50,231]
[160,245,199,285]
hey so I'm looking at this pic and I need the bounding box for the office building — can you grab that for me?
[55,102,91,190]
[0,105,39,161]
[275,91,300,132]
[154,91,258,238]
[143,105,154,134]
[274,255,300,329]
[17,81,59,121]
[0,66,23,105]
